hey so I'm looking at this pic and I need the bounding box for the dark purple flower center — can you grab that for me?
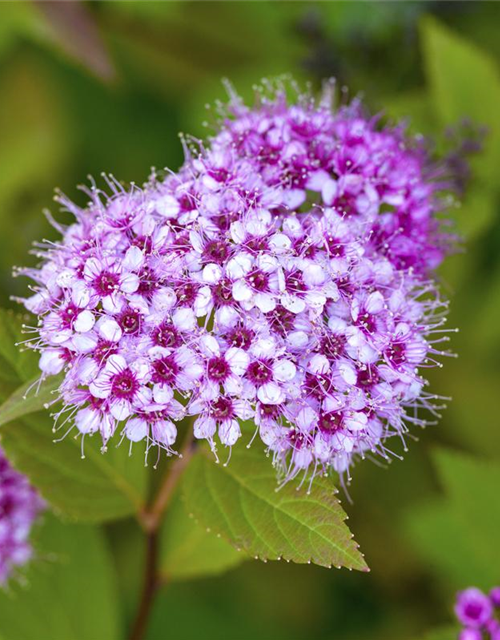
[137,267,159,295]
[305,373,331,400]
[212,278,233,306]
[94,271,119,295]
[175,282,198,306]
[357,367,380,388]
[259,403,281,420]
[325,234,345,257]
[247,269,269,292]
[333,193,357,217]
[153,323,180,349]
[321,335,346,360]
[464,603,484,621]
[111,369,139,399]
[247,360,272,386]
[59,303,79,329]
[119,308,142,335]
[357,312,376,334]
[152,357,178,385]
[227,325,254,350]
[269,305,296,334]
[285,270,306,293]
[210,397,234,420]
[93,340,118,363]
[245,236,269,252]
[386,342,406,365]
[203,240,230,264]
[207,357,230,381]
[318,411,343,433]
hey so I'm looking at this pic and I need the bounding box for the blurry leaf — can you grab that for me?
[420,628,457,640]
[34,1,116,81]
[406,448,500,589]
[421,16,500,186]
[0,311,38,386]
[160,490,246,581]
[451,185,498,240]
[0,515,120,640]
[182,445,368,571]
[1,411,148,523]
[384,90,436,134]
[0,374,63,428]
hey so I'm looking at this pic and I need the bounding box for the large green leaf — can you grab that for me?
[160,490,246,581]
[406,448,500,589]
[1,411,148,523]
[182,445,368,571]
[0,515,120,640]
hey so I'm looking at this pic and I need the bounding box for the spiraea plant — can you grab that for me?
[0,79,473,640]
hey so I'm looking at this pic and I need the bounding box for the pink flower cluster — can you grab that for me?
[16,82,454,481]
[0,448,45,584]
[455,587,500,640]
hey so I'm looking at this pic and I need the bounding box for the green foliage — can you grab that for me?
[160,490,246,581]
[421,16,500,238]
[0,515,120,640]
[406,448,500,589]
[0,310,148,523]
[1,412,148,523]
[182,445,367,571]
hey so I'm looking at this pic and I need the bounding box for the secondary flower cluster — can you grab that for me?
[0,448,45,585]
[16,82,456,480]
[455,587,500,640]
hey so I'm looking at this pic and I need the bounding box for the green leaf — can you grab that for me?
[421,16,500,187]
[160,490,246,581]
[0,373,63,428]
[406,448,500,589]
[0,310,39,386]
[0,515,120,640]
[1,411,148,523]
[182,445,368,570]
[420,628,457,640]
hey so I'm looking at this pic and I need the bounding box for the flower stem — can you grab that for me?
[129,428,195,640]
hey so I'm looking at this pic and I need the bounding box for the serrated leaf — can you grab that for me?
[0,373,63,428]
[182,445,367,570]
[160,490,246,581]
[1,411,147,523]
[0,515,120,640]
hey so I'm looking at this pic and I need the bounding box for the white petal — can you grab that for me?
[194,415,216,439]
[98,318,122,342]
[75,407,100,435]
[111,399,131,421]
[226,254,252,279]
[232,279,253,302]
[172,308,196,331]
[74,310,95,333]
[322,179,338,206]
[308,354,330,375]
[39,350,65,375]
[254,292,276,313]
[123,246,145,271]
[153,384,174,404]
[273,359,297,382]
[219,419,241,446]
[125,417,149,442]
[281,293,306,314]
[202,263,222,284]
[295,407,318,431]
[269,233,291,254]
[155,194,180,218]
[199,334,220,357]
[257,382,285,405]
[194,287,212,317]
[153,420,177,446]
[225,347,249,375]
[365,291,385,315]
[303,264,325,287]
[120,273,139,294]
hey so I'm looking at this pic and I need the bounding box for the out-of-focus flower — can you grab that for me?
[0,447,45,585]
[455,586,500,639]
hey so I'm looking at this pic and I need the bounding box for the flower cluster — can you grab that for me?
[455,587,500,640]
[16,81,457,481]
[0,447,45,585]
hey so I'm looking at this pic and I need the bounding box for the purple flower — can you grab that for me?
[455,588,493,629]
[15,80,464,481]
[0,448,45,585]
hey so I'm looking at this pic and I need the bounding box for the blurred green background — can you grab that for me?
[1,2,500,639]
